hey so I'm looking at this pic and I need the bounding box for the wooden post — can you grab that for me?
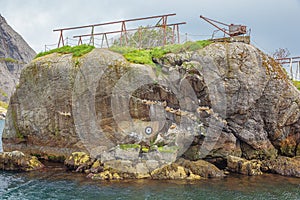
[120,21,128,46]
[172,25,175,44]
[162,16,167,45]
[290,58,293,80]
[78,36,83,45]
[58,30,64,47]
[176,24,180,43]
[101,33,109,48]
[298,61,300,80]
[105,33,109,48]
[89,26,95,46]
[138,28,142,49]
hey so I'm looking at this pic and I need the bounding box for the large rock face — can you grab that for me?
[0,14,36,103]
[2,42,300,172]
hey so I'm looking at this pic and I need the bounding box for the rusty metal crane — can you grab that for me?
[200,15,247,37]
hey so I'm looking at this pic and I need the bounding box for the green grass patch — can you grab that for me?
[0,89,8,97]
[293,80,300,90]
[0,57,19,63]
[109,46,137,54]
[124,50,153,65]
[35,44,95,59]
[110,40,211,66]
[0,101,8,109]
[119,143,141,150]
[157,40,212,54]
[157,146,178,153]
[141,147,149,153]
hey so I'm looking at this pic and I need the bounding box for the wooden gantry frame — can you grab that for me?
[73,22,186,48]
[53,13,186,48]
[277,56,300,80]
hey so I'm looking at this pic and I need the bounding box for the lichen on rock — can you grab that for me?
[151,163,191,180]
[64,152,95,172]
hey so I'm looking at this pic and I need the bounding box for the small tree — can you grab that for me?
[113,26,174,48]
[273,48,290,59]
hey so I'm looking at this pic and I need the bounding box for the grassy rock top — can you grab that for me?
[35,44,95,59]
[109,40,211,66]
[34,40,211,65]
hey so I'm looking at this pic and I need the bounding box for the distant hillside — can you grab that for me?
[0,14,36,104]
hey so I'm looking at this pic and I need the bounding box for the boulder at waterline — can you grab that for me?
[227,155,263,176]
[0,150,44,171]
[261,156,300,178]
[64,152,95,172]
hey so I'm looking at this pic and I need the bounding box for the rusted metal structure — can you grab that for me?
[53,13,179,48]
[199,15,247,38]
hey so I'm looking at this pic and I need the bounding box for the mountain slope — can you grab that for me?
[0,14,36,103]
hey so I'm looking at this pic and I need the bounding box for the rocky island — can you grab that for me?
[1,40,300,179]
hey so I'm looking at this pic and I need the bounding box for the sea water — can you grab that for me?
[0,119,299,200]
[0,171,299,200]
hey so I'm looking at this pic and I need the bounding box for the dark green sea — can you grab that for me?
[0,120,299,200]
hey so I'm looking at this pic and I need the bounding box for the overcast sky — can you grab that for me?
[1,0,299,56]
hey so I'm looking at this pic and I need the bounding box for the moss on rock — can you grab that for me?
[110,40,212,66]
[119,144,141,150]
